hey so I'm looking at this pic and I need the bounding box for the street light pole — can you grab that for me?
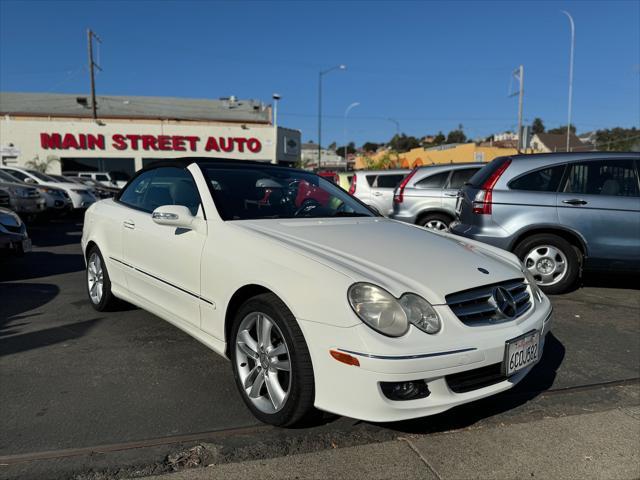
[388,118,400,136]
[317,64,346,170]
[343,102,360,171]
[272,93,281,164]
[562,10,575,152]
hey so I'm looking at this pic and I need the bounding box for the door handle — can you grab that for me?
[372,192,383,196]
[562,199,588,206]
[444,192,458,197]
[123,220,136,229]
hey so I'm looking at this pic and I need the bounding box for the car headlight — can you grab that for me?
[399,293,441,334]
[348,283,441,337]
[39,187,62,197]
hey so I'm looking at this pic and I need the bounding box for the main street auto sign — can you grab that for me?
[40,132,263,153]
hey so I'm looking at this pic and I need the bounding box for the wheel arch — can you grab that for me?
[510,226,588,258]
[415,208,455,225]
[224,284,283,358]
[84,240,98,261]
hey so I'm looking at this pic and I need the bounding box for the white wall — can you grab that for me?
[0,116,280,173]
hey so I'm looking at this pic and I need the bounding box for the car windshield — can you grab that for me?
[0,170,19,182]
[29,170,59,182]
[202,164,374,220]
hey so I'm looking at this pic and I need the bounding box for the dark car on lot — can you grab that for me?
[451,152,640,294]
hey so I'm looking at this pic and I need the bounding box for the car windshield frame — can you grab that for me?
[0,170,20,182]
[199,163,377,221]
[28,170,59,183]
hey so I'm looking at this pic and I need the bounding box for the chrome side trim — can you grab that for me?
[109,256,214,306]
[337,347,477,360]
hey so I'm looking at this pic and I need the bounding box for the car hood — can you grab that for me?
[233,217,523,305]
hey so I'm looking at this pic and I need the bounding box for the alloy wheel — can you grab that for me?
[524,245,568,286]
[87,252,104,304]
[235,312,291,414]
[425,219,449,231]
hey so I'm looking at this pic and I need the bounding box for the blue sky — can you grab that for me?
[1,0,638,146]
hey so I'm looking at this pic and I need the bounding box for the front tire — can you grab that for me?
[514,233,580,294]
[230,293,315,426]
[86,246,119,311]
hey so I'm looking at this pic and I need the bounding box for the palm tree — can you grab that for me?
[25,155,59,173]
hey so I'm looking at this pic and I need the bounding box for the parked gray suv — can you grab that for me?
[452,152,640,293]
[391,163,483,229]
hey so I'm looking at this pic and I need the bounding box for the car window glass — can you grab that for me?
[203,166,373,221]
[365,175,377,187]
[562,160,639,197]
[509,165,566,192]
[448,168,481,189]
[96,174,109,181]
[375,174,405,189]
[119,170,155,211]
[4,170,29,182]
[415,171,449,189]
[145,167,202,215]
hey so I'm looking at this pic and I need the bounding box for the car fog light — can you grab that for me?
[380,381,430,401]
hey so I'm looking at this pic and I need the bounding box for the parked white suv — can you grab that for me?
[1,167,96,209]
[348,169,410,216]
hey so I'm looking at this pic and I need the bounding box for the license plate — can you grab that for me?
[22,238,32,253]
[504,330,540,376]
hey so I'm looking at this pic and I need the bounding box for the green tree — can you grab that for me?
[362,142,381,152]
[388,134,420,152]
[364,150,400,170]
[548,125,576,135]
[336,142,356,158]
[25,155,59,173]
[446,125,467,144]
[432,131,446,146]
[594,127,639,151]
[532,118,545,135]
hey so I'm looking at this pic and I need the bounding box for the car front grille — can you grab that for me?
[446,279,532,326]
[446,362,505,393]
[0,193,10,208]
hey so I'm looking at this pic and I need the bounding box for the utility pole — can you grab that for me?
[510,65,524,152]
[317,64,346,171]
[561,11,575,152]
[87,29,102,121]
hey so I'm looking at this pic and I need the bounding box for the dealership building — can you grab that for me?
[0,92,301,178]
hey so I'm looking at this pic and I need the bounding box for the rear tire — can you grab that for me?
[230,293,315,427]
[514,233,580,294]
[417,212,452,231]
[86,246,119,311]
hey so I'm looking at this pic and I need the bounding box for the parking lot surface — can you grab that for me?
[1,218,639,479]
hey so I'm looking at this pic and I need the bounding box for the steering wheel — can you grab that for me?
[294,198,321,217]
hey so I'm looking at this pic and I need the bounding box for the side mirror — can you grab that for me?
[24,178,36,184]
[152,205,200,231]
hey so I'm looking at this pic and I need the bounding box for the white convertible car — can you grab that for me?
[81,159,552,426]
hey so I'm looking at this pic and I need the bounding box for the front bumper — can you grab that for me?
[69,191,97,209]
[13,197,46,213]
[298,295,552,422]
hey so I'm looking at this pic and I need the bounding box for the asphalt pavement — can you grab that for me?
[1,217,639,479]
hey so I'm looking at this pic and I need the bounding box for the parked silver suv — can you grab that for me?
[348,169,410,216]
[391,163,483,230]
[452,152,640,294]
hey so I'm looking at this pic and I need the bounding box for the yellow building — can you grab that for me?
[354,144,517,170]
[398,144,517,168]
